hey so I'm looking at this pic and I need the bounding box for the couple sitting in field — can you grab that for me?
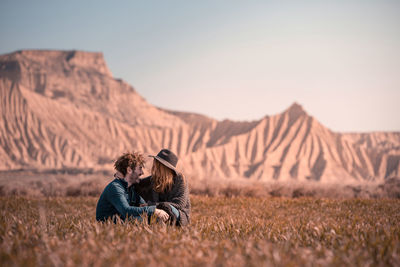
[96,149,190,226]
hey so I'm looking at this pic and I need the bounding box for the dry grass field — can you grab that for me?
[1,195,399,266]
[1,170,399,199]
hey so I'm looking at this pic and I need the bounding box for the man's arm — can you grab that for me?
[107,183,155,219]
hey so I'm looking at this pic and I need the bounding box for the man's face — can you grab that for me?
[126,165,144,187]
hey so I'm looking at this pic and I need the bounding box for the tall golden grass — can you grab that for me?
[1,196,399,266]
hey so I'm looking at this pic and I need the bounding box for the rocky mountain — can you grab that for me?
[1,50,399,182]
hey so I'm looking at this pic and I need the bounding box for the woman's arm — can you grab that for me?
[164,175,189,208]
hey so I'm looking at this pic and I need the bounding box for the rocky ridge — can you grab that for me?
[1,50,399,182]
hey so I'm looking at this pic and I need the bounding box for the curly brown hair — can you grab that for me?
[114,152,145,176]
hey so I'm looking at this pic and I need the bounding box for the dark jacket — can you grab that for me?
[136,174,191,226]
[96,178,155,222]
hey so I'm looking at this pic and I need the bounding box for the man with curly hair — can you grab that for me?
[96,152,169,222]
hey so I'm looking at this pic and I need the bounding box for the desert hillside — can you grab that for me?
[1,50,399,182]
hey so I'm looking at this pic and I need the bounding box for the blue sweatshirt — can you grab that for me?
[96,178,155,222]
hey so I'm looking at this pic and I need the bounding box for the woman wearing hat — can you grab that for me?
[136,149,191,226]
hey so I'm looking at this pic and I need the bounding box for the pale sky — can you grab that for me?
[1,0,399,132]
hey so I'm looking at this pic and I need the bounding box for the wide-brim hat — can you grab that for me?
[149,149,178,174]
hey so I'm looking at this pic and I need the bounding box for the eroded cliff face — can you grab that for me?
[1,50,399,182]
